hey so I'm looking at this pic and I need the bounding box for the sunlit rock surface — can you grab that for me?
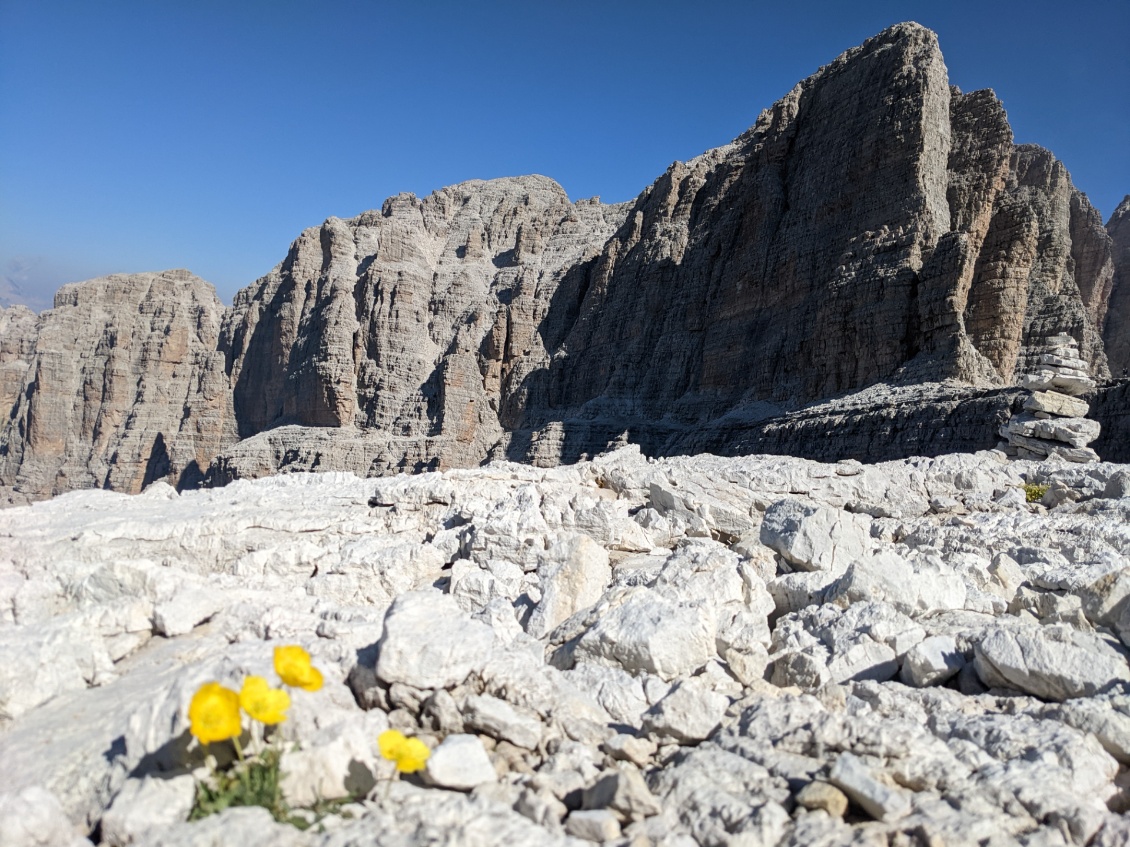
[2,446,1130,845]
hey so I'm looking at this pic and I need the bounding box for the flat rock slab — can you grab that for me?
[974,625,1130,701]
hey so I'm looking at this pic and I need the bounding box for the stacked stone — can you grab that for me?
[1000,334,1101,462]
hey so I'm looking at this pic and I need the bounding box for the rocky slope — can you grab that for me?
[3,449,1130,845]
[1,22,1126,502]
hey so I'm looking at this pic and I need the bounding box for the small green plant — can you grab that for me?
[190,746,286,822]
[1024,483,1050,503]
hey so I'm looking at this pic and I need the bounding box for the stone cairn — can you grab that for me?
[1000,333,1101,462]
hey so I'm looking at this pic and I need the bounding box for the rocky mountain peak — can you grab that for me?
[1,24,1127,501]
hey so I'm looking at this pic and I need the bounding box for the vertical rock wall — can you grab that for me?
[1105,196,1130,377]
[0,271,233,501]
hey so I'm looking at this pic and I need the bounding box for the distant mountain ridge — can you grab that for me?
[1,22,1128,503]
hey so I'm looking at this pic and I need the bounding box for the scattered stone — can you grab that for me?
[974,625,1130,700]
[100,775,196,846]
[581,767,662,821]
[1104,471,1130,500]
[573,588,714,681]
[461,694,543,750]
[900,635,965,687]
[424,734,498,790]
[565,809,622,842]
[795,781,849,817]
[641,678,728,744]
[526,535,611,639]
[827,753,911,822]
[2,383,1130,847]
[0,786,92,847]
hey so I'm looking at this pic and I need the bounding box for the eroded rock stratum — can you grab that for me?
[1,22,1128,502]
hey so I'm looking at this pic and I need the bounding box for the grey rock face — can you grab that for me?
[0,306,37,452]
[0,271,233,502]
[1,24,1121,500]
[1104,196,1130,376]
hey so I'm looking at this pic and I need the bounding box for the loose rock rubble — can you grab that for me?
[1005,334,1103,463]
[2,446,1130,846]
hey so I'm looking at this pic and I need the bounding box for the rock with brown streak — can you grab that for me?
[0,271,233,500]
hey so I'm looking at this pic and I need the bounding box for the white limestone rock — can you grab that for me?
[132,806,303,847]
[824,549,967,616]
[581,767,662,821]
[0,786,92,847]
[564,664,650,728]
[0,616,116,720]
[565,809,621,842]
[526,535,610,639]
[1024,390,1090,418]
[795,781,849,817]
[375,591,495,689]
[827,752,911,821]
[1005,430,1101,462]
[1104,470,1130,499]
[759,499,872,573]
[1051,373,1098,396]
[100,775,195,846]
[1007,414,1101,448]
[279,715,382,807]
[767,571,839,616]
[3,429,1130,846]
[974,625,1130,700]
[461,693,543,750]
[573,587,715,681]
[424,734,498,790]
[899,635,965,687]
[152,588,224,637]
[642,677,728,744]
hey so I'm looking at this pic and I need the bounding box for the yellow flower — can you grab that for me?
[378,728,430,773]
[188,682,242,745]
[273,645,323,692]
[239,675,290,725]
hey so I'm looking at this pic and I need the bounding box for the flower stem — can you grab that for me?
[232,734,246,763]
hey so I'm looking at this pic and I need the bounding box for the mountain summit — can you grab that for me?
[0,23,1125,502]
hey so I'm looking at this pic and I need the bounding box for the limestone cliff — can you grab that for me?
[219,177,630,473]
[0,306,38,431]
[1105,196,1130,377]
[0,271,233,501]
[0,23,1122,500]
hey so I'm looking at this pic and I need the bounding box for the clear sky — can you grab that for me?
[1,0,1127,310]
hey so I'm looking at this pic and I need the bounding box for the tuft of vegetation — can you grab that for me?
[190,746,287,822]
[189,747,354,830]
[1024,483,1050,503]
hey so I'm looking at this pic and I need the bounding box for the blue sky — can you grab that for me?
[1,0,1127,309]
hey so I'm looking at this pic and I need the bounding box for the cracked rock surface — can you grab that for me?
[2,445,1130,845]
